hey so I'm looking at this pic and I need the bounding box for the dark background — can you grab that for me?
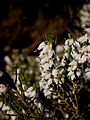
[0,0,88,57]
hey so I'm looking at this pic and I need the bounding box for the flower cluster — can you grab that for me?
[79,3,90,29]
[0,50,41,119]
[38,34,61,99]
[0,30,90,119]
[0,102,16,120]
[60,31,90,82]
[4,50,40,92]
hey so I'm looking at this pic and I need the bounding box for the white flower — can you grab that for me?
[71,45,75,51]
[49,88,53,91]
[66,113,69,118]
[49,60,54,67]
[24,87,36,99]
[27,87,33,92]
[17,68,20,74]
[48,49,54,58]
[79,3,90,28]
[30,90,36,98]
[0,71,3,77]
[44,89,51,97]
[39,45,50,59]
[40,57,49,65]
[22,109,25,114]
[61,77,64,83]
[56,45,64,53]
[75,41,80,49]
[71,74,76,80]
[69,60,77,66]
[71,51,76,58]
[52,69,58,77]
[61,59,66,66]
[85,28,90,37]
[42,63,50,71]
[64,53,68,58]
[43,45,49,53]
[16,78,20,85]
[64,45,69,51]
[39,80,44,89]
[80,10,89,17]
[0,101,3,107]
[58,99,61,103]
[38,102,42,111]
[76,71,81,77]
[37,42,46,50]
[83,4,89,10]
[53,95,57,99]
[22,84,25,90]
[65,40,69,45]
[2,104,10,111]
[41,72,51,79]
[39,40,60,98]
[48,78,52,85]
[77,34,87,43]
[4,56,13,66]
[39,51,45,59]
[79,55,87,63]
[68,71,74,76]
[87,45,90,51]
[84,71,90,80]
[69,39,74,45]
[44,84,49,90]
[87,52,90,62]
[68,67,72,72]
[7,110,16,120]
[54,78,58,84]
[80,46,87,53]
[0,84,7,93]
[74,54,81,61]
[69,60,77,70]
[45,113,50,117]
[87,4,90,9]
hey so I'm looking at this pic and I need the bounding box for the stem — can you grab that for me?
[13,89,28,110]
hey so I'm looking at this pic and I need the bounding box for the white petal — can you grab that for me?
[48,78,52,85]
[0,84,7,93]
[0,102,3,107]
[64,45,69,51]
[49,60,53,67]
[79,55,87,63]
[2,104,10,111]
[0,71,3,77]
[43,63,49,71]
[43,45,49,53]
[71,74,75,80]
[4,56,13,65]
[56,45,64,53]
[76,71,81,77]
[52,69,58,77]
[84,71,90,80]
[54,78,58,84]
[77,35,87,43]
[48,50,54,58]
[37,42,46,50]
[65,40,69,45]
[66,113,69,118]
[40,57,49,65]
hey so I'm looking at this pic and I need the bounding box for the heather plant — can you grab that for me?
[0,28,90,120]
[79,3,90,29]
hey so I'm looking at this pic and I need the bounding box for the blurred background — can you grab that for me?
[0,0,89,58]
